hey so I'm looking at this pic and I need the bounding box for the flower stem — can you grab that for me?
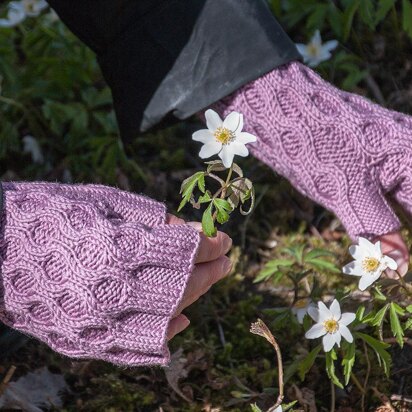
[395,270,412,297]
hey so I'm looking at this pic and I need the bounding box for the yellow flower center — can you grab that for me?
[362,257,380,273]
[323,319,339,334]
[214,127,235,145]
[294,299,308,309]
[307,43,320,58]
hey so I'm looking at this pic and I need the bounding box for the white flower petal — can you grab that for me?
[342,261,363,276]
[305,323,326,339]
[319,49,331,62]
[237,132,257,144]
[339,324,353,343]
[323,40,338,52]
[295,43,308,57]
[0,6,25,27]
[223,111,242,132]
[358,273,381,291]
[192,129,213,143]
[384,256,398,270]
[205,109,222,132]
[330,299,341,319]
[317,302,332,321]
[333,331,342,347]
[219,146,235,168]
[229,142,249,157]
[322,333,335,352]
[307,307,319,322]
[297,309,306,324]
[348,245,366,260]
[340,312,356,326]
[199,141,222,159]
[359,237,378,256]
[312,30,322,47]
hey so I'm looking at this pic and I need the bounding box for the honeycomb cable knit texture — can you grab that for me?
[0,182,200,366]
[215,61,412,239]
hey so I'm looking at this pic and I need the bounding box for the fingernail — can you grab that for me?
[222,257,233,274]
[223,237,233,254]
[182,316,190,328]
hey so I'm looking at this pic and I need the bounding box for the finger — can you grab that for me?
[167,314,190,340]
[177,256,232,312]
[377,231,409,278]
[187,222,232,263]
[166,214,185,225]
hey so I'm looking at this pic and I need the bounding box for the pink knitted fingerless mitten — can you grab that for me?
[0,182,200,366]
[215,61,412,239]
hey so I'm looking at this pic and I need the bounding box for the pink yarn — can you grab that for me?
[0,182,200,366]
[215,61,412,239]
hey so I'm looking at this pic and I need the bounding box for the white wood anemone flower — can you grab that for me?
[0,0,48,27]
[342,237,397,291]
[305,299,355,352]
[193,109,257,168]
[295,30,338,67]
[292,298,316,324]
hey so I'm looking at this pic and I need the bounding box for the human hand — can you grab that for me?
[166,216,232,339]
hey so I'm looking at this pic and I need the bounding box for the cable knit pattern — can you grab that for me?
[0,182,200,366]
[215,61,412,239]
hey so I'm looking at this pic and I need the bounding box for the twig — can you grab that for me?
[330,380,335,412]
[0,365,16,396]
[250,319,284,411]
[361,341,371,412]
[364,73,386,106]
[371,387,395,412]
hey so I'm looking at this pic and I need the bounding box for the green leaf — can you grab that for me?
[343,0,360,41]
[405,317,412,330]
[283,245,305,264]
[213,198,233,224]
[342,342,356,385]
[305,258,340,273]
[355,332,391,375]
[402,0,412,39]
[325,349,344,389]
[250,404,263,412]
[202,203,216,237]
[406,305,412,313]
[304,248,335,260]
[178,171,205,212]
[298,345,322,381]
[254,259,294,283]
[390,302,405,347]
[363,304,389,327]
[375,0,396,24]
[282,401,298,411]
[355,305,366,322]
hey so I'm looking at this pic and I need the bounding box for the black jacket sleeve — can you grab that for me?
[47,0,301,141]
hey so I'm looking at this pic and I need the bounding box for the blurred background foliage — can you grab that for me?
[0,0,412,411]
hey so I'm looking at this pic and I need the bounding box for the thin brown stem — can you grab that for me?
[250,319,284,411]
[330,380,335,412]
[0,365,16,396]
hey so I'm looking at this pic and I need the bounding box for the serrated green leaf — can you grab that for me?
[343,0,360,41]
[325,349,344,389]
[355,305,366,322]
[305,257,340,273]
[390,302,404,347]
[342,341,356,385]
[178,171,205,212]
[298,345,322,381]
[355,332,391,375]
[213,198,233,224]
[304,248,335,260]
[405,317,412,330]
[406,305,412,313]
[202,203,216,237]
[363,304,389,327]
